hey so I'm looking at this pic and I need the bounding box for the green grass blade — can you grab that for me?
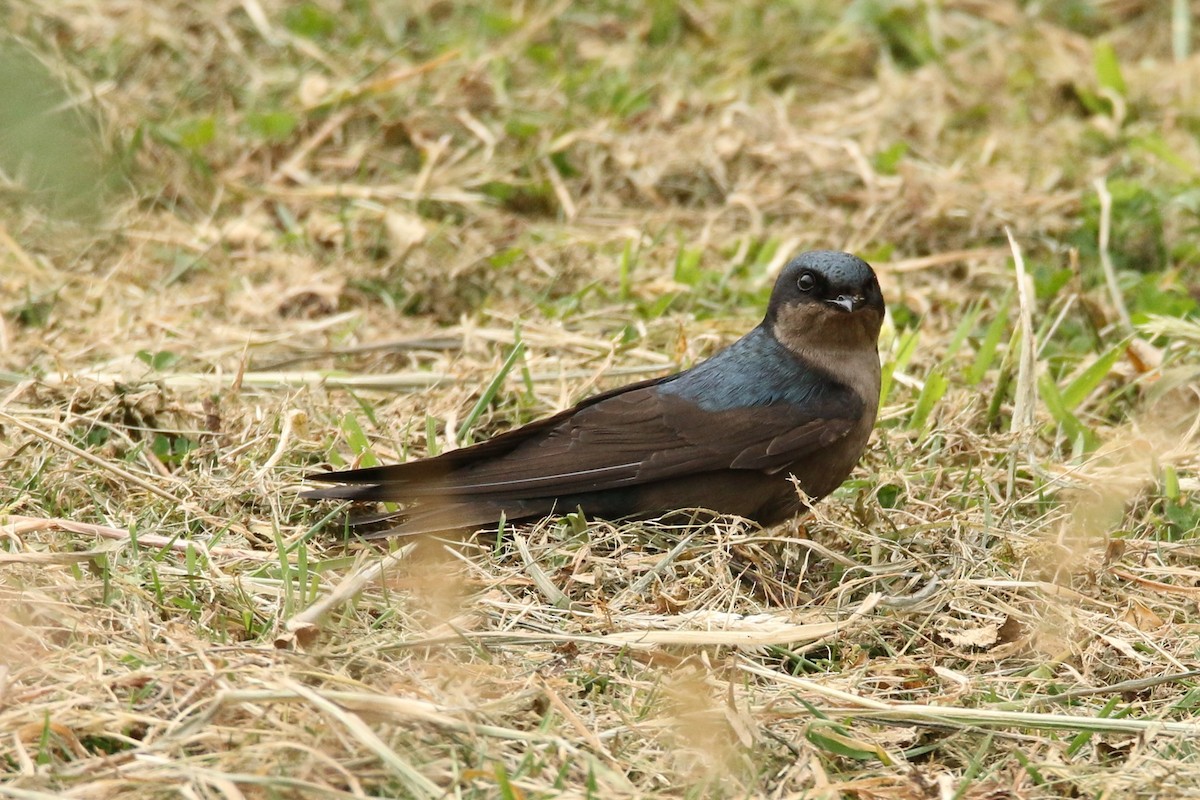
[953,733,994,800]
[457,342,526,444]
[513,320,536,400]
[911,368,948,432]
[425,413,441,457]
[1039,373,1095,450]
[1094,40,1127,96]
[1060,342,1124,410]
[618,240,635,301]
[966,294,1011,386]
[943,300,983,363]
[340,412,379,467]
[880,327,920,406]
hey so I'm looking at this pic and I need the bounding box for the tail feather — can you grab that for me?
[300,482,394,502]
[303,460,449,489]
[303,481,567,538]
[355,497,559,538]
[345,508,405,526]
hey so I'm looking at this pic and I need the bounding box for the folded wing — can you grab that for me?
[303,379,862,504]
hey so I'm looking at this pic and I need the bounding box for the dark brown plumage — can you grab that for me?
[304,250,885,537]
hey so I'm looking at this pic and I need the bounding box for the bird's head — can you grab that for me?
[766,250,885,351]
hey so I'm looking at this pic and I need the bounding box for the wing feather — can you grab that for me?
[305,381,863,503]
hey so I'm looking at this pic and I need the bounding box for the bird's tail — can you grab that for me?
[310,490,561,539]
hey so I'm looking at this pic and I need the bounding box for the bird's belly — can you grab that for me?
[768,415,875,522]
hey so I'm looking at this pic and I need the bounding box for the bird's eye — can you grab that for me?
[797,272,816,292]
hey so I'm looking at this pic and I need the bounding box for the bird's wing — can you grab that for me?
[305,380,863,501]
[302,375,672,497]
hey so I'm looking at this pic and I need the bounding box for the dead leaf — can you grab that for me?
[17,720,88,758]
[996,615,1026,645]
[222,212,275,249]
[384,210,427,257]
[1121,600,1165,631]
[940,622,1000,650]
[1127,338,1163,374]
[298,73,331,107]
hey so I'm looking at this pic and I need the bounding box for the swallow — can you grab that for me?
[304,250,885,537]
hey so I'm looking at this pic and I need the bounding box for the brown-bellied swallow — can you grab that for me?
[304,250,885,537]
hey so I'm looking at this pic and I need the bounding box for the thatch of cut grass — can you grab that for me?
[3,1,1200,797]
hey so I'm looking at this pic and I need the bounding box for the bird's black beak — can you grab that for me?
[827,294,864,312]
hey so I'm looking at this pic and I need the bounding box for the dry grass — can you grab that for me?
[3,1,1200,797]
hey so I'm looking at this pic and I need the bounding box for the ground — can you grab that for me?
[3,1,1200,798]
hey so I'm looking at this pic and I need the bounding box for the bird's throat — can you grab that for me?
[771,304,882,406]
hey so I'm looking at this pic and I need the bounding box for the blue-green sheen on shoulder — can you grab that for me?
[657,326,838,412]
